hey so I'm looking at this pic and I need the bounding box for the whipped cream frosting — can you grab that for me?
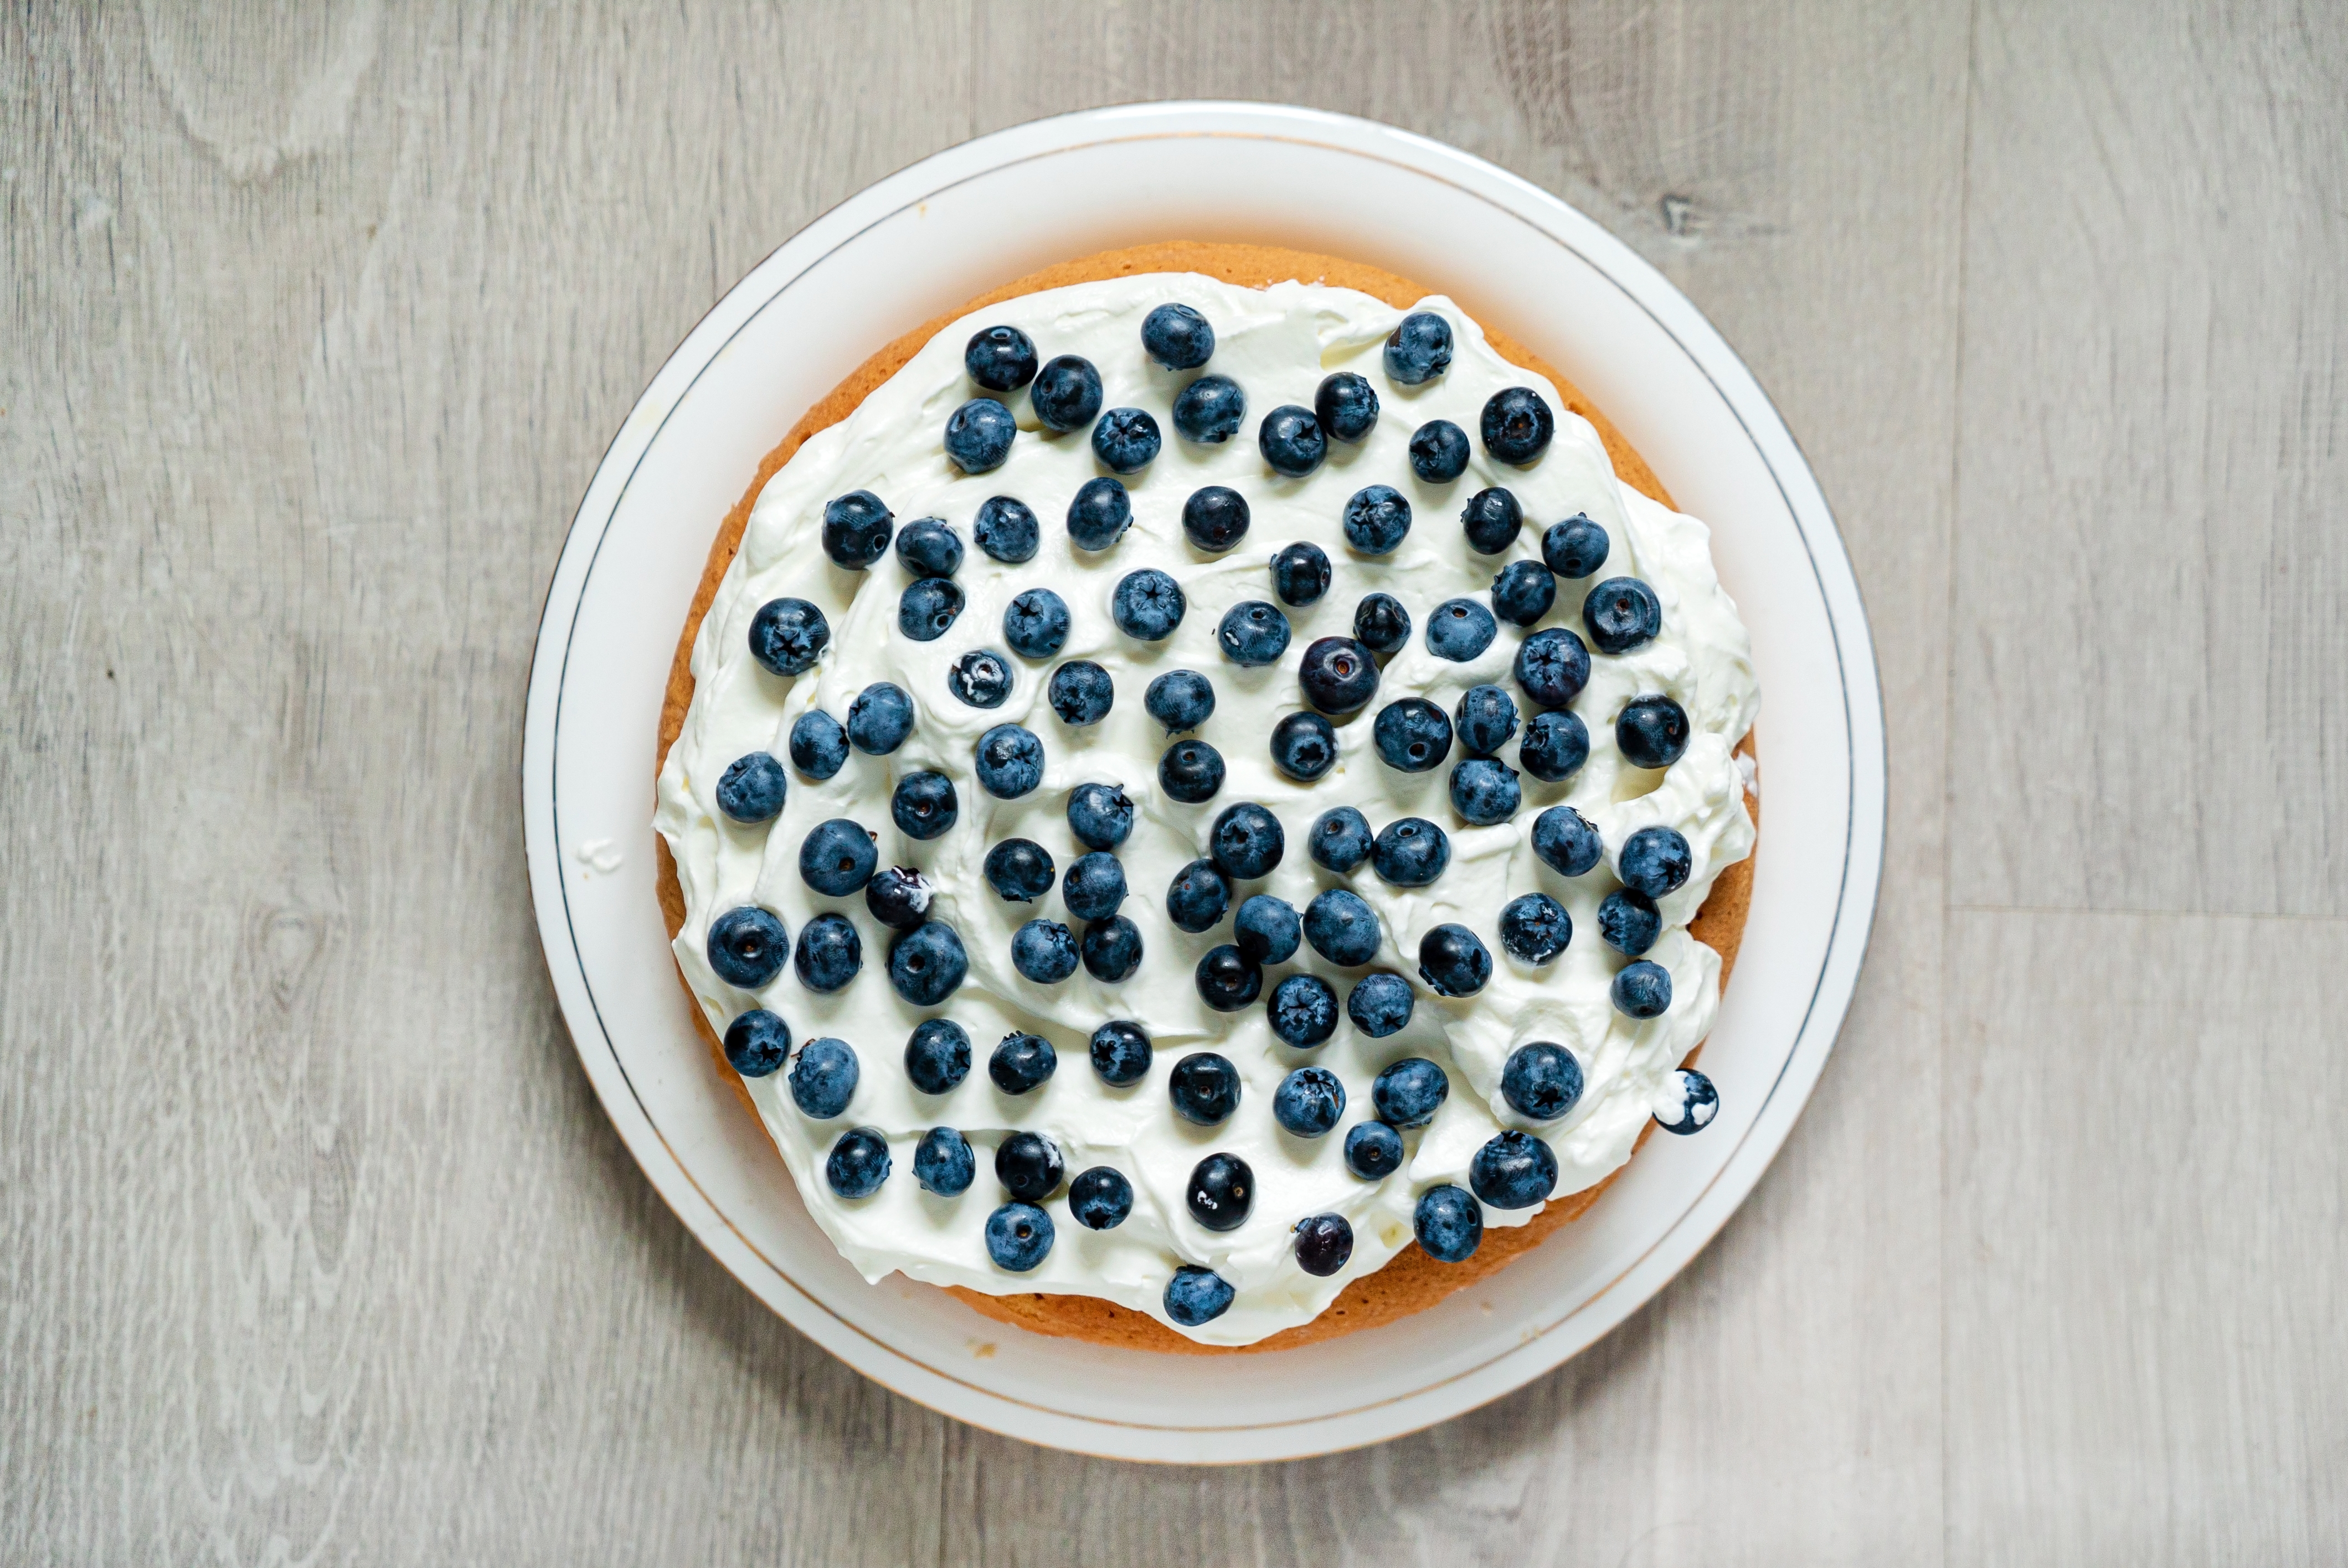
[654,273,1757,1346]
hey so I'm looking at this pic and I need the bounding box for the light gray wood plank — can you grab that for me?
[1944,907,2348,1564]
[1947,0,2348,919]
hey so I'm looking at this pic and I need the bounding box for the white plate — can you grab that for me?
[522,102,1884,1463]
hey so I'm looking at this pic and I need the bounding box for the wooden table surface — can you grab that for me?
[7,3,2344,1561]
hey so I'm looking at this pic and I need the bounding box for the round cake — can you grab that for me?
[654,243,1758,1352]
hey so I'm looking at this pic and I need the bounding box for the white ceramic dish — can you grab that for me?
[522,102,1883,1463]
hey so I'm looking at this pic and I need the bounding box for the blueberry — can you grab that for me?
[1346,971,1414,1037]
[1374,1058,1449,1128]
[898,577,966,641]
[1371,817,1450,887]
[826,1128,892,1198]
[982,838,1055,901]
[1157,739,1225,804]
[994,1129,1064,1200]
[1270,541,1332,607]
[1003,588,1071,659]
[1012,919,1079,983]
[1142,302,1215,370]
[1080,916,1143,981]
[1417,922,1492,997]
[1616,694,1691,769]
[1618,825,1693,899]
[1030,353,1103,432]
[945,397,1017,473]
[1502,1041,1585,1121]
[1480,387,1556,465]
[1426,597,1497,662]
[972,495,1039,564]
[1353,592,1411,654]
[904,1018,971,1095]
[896,515,963,579]
[789,1035,859,1118]
[1470,1128,1559,1209]
[974,724,1044,798]
[888,920,968,1005]
[1515,627,1592,709]
[1454,685,1520,757]
[1294,1214,1354,1276]
[1449,758,1522,826]
[794,912,863,992]
[1460,487,1523,555]
[1490,560,1557,627]
[1268,976,1338,1050]
[1194,944,1263,1011]
[1413,1185,1482,1261]
[1169,1052,1242,1126]
[1258,405,1326,477]
[1186,1152,1254,1232]
[1373,699,1453,773]
[1384,312,1453,384]
[1172,374,1247,443]
[1654,1067,1719,1135]
[1235,894,1301,965]
[889,773,957,842]
[1598,889,1661,956]
[1164,1266,1235,1325]
[748,597,831,676]
[1089,1020,1152,1086]
[965,323,1038,391]
[1408,420,1470,484]
[1303,888,1383,967]
[1112,569,1186,641]
[821,862,905,932]
[798,819,877,896]
[1343,1122,1404,1180]
[1542,514,1609,579]
[1067,782,1135,849]
[789,710,849,778]
[1520,709,1590,782]
[715,751,788,824]
[1061,851,1127,921]
[985,1201,1054,1271]
[988,1032,1058,1096]
[1532,805,1604,878]
[1069,1167,1135,1230]
[946,649,1013,709]
[1297,636,1379,715]
[1274,1066,1345,1137]
[1342,485,1412,555]
[1066,476,1132,550]
[1217,601,1292,666]
[1144,669,1215,734]
[846,682,913,752]
[1211,802,1285,880]
[723,1009,791,1077]
[821,491,894,569]
[1090,407,1161,473]
[1612,960,1674,1018]
[1182,486,1252,553]
[1310,807,1373,872]
[1270,711,1338,781]
[914,1127,976,1195]
[1499,892,1571,964]
[1165,858,1231,933]
[1048,660,1114,725]
[1315,371,1379,442]
[1584,576,1663,655]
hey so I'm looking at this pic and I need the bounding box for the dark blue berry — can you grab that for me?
[1270,711,1337,781]
[1480,387,1556,465]
[1342,485,1412,555]
[1618,825,1693,899]
[1193,945,1262,1012]
[1315,371,1378,442]
[985,1201,1053,1271]
[1186,1152,1253,1231]
[868,865,935,939]
[794,912,862,992]
[1584,576,1662,654]
[1157,739,1225,804]
[1460,487,1523,554]
[748,597,830,676]
[789,710,849,778]
[1654,1067,1719,1134]
[1373,699,1452,773]
[988,1033,1058,1096]
[898,577,965,641]
[1343,1122,1404,1179]
[1374,1058,1449,1128]
[1532,804,1603,877]
[715,752,787,824]
[1515,627,1591,708]
[1030,354,1103,432]
[1414,1185,1482,1261]
[965,324,1037,391]
[1211,802,1284,880]
[1164,1266,1234,1325]
[1234,894,1301,965]
[1172,374,1246,443]
[1274,1066,1345,1137]
[946,649,1013,709]
[1011,919,1079,983]
[1003,588,1071,658]
[799,819,878,895]
[1270,541,1332,606]
[1454,684,1520,756]
[995,1130,1063,1199]
[1089,1020,1151,1086]
[1598,889,1661,956]
[1426,597,1497,662]
[826,1127,891,1198]
[1182,486,1251,553]
[914,1128,975,1196]
[1062,852,1127,921]
[1048,660,1114,725]
[1217,600,1291,666]
[1165,859,1231,933]
[1371,817,1450,887]
[1470,1128,1558,1209]
[1502,1041,1584,1121]
[847,682,915,752]
[1112,569,1186,640]
[1091,408,1161,473]
[982,838,1054,902]
[1069,1166,1135,1230]
[890,771,957,840]
[972,495,1039,564]
[1542,514,1609,579]
[1258,405,1326,477]
[1417,922,1492,997]
[1499,892,1571,964]
[1490,560,1557,627]
[1617,694,1691,768]
[1303,888,1383,967]
[1520,709,1590,781]
[945,397,1016,473]
[1169,1052,1241,1126]
[1294,1214,1354,1276]
[1145,669,1215,734]
[1346,971,1414,1037]
[1613,960,1674,1018]
[1408,420,1470,483]
[1310,806,1373,872]
[821,491,894,569]
[1384,312,1453,384]
[974,724,1044,798]
[1449,758,1521,826]
[1080,916,1143,981]
[1142,302,1215,370]
[1066,476,1131,550]
[1268,975,1338,1049]
[904,1018,971,1095]
[1066,782,1135,849]
[888,920,967,1005]
[789,1035,859,1118]
[723,1009,790,1077]
[1353,592,1411,653]
[895,515,962,578]
[1297,636,1379,715]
